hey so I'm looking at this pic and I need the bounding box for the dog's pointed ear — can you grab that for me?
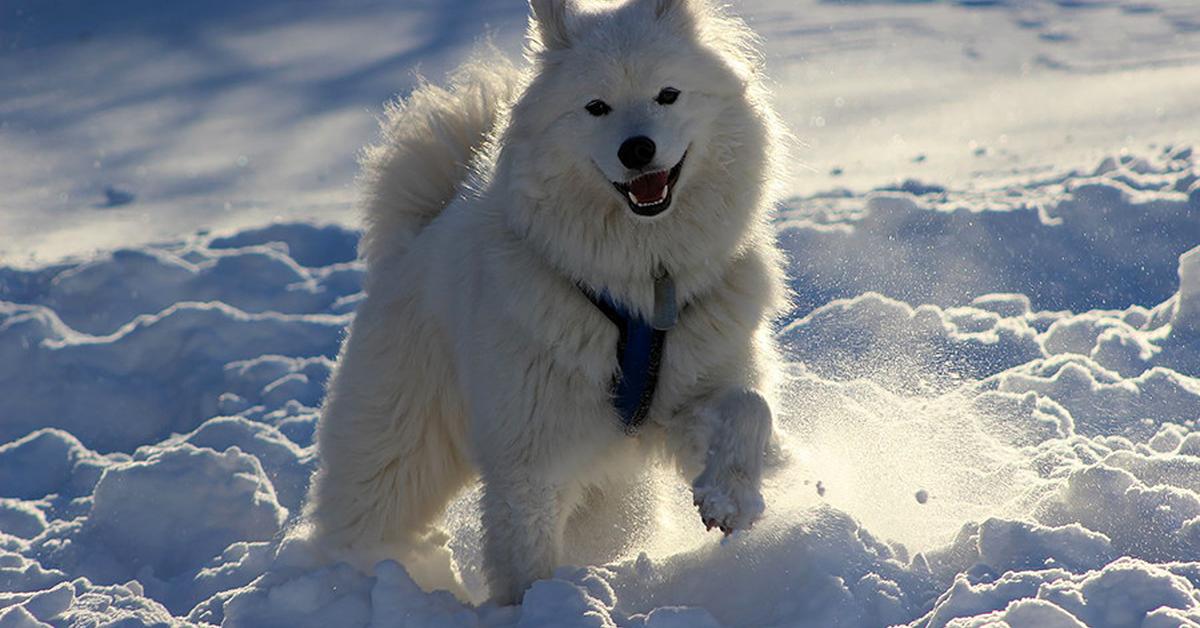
[530,0,573,50]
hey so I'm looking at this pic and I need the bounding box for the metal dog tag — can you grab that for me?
[652,271,678,331]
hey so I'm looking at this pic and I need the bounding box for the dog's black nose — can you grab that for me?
[618,136,656,170]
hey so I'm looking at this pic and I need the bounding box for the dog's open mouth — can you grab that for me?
[612,153,686,217]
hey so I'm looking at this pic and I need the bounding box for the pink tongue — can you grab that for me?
[629,170,669,204]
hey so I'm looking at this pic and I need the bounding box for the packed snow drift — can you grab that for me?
[2,146,1198,627]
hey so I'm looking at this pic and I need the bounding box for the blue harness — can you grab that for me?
[581,274,678,434]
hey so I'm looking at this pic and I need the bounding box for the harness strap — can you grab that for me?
[582,287,669,435]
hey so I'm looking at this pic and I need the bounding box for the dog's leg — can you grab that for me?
[479,472,566,605]
[688,389,774,534]
[307,294,471,569]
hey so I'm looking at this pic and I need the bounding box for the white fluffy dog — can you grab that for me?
[307,0,789,604]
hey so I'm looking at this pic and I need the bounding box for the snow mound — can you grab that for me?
[0,579,177,628]
[778,147,1200,315]
[920,558,1200,627]
[84,445,287,582]
[1,151,1199,627]
[0,300,345,453]
[0,430,108,501]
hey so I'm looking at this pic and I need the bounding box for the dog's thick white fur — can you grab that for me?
[306,0,788,605]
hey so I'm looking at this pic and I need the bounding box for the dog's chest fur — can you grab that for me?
[445,214,774,436]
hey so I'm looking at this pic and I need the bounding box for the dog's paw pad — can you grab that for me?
[692,473,764,535]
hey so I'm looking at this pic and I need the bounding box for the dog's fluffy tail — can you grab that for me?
[358,46,521,278]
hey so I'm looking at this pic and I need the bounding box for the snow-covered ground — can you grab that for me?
[4,0,1198,265]
[3,0,1200,626]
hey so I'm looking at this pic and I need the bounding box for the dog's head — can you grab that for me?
[500,0,783,280]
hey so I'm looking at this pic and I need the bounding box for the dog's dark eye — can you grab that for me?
[655,87,680,105]
[585,100,611,116]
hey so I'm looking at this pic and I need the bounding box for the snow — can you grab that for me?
[778,148,1200,316]
[3,0,1200,626]
[3,162,1198,626]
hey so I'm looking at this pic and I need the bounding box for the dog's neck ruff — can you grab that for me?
[581,272,679,435]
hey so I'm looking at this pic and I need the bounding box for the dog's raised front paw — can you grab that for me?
[691,468,765,536]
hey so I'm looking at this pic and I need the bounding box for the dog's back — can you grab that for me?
[358,50,521,288]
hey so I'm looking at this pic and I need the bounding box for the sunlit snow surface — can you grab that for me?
[3,0,1200,626]
[3,0,1199,263]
